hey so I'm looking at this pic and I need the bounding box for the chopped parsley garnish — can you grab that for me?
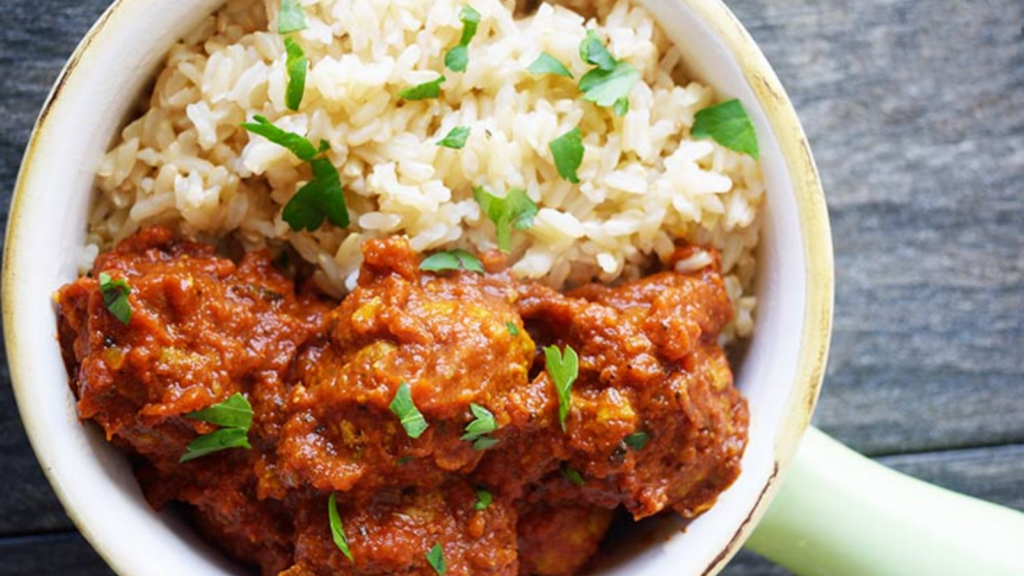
[399,75,446,101]
[577,31,638,116]
[549,127,584,184]
[396,455,415,466]
[691,99,760,159]
[505,322,520,336]
[427,543,447,575]
[180,393,254,462]
[241,115,328,161]
[241,116,349,231]
[436,126,471,149]
[179,428,251,462]
[282,157,350,231]
[284,37,308,111]
[579,30,616,72]
[187,393,253,429]
[390,382,429,439]
[624,431,649,451]
[528,53,574,79]
[579,61,639,116]
[543,345,578,431]
[420,249,485,274]
[445,6,482,73]
[474,489,492,511]
[562,465,585,486]
[98,272,132,325]
[328,493,354,562]
[472,186,538,253]
[278,0,308,34]
[461,403,498,450]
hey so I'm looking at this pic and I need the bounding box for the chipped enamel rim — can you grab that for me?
[3,1,833,575]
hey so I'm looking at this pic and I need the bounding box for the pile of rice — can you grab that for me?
[88,0,763,341]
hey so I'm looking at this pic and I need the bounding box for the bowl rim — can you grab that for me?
[3,0,834,574]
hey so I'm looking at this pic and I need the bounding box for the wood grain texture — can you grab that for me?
[0,0,1021,574]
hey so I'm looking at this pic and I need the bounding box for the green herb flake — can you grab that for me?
[579,61,639,116]
[436,126,471,149]
[505,322,520,336]
[278,0,308,34]
[474,489,492,511]
[549,127,584,184]
[420,249,485,274]
[98,272,132,325]
[427,543,447,575]
[399,75,446,101]
[284,37,308,111]
[461,403,497,442]
[390,382,429,439]
[179,394,255,462]
[445,6,482,72]
[241,115,322,161]
[579,30,616,72]
[180,428,251,462]
[690,99,760,159]
[544,345,579,431]
[396,456,415,466]
[187,393,253,430]
[528,53,574,79]
[472,436,499,451]
[472,186,538,253]
[283,156,350,231]
[624,431,648,451]
[328,493,354,562]
[562,465,585,486]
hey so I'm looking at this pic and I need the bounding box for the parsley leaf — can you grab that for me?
[241,115,323,161]
[179,394,254,462]
[461,403,498,450]
[579,61,639,115]
[691,99,760,159]
[472,187,538,253]
[283,157,350,231]
[445,6,482,72]
[562,465,585,486]
[436,126,471,149]
[396,455,414,466]
[399,75,446,101]
[420,249,485,274]
[98,272,132,325]
[284,37,308,111]
[474,489,492,511]
[544,345,578,431]
[579,30,616,72]
[390,382,429,439]
[528,53,574,79]
[180,428,251,462]
[427,543,447,575]
[278,0,308,34]
[505,322,519,336]
[187,393,253,429]
[549,127,584,184]
[328,493,354,562]
[624,431,649,451]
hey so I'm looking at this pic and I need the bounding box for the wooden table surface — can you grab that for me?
[1,1,1021,574]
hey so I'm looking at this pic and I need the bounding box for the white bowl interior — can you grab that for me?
[7,1,806,575]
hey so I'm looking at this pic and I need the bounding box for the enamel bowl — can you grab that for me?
[3,1,833,575]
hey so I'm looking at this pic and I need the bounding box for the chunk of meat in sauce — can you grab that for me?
[56,229,748,576]
[278,238,536,495]
[284,482,517,576]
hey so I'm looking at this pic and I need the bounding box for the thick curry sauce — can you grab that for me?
[56,227,748,576]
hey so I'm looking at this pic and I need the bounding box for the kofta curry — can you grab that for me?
[56,227,748,576]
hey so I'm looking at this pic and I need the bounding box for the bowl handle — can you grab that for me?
[744,426,1024,575]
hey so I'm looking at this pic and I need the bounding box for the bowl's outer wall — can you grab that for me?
[3,1,833,575]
